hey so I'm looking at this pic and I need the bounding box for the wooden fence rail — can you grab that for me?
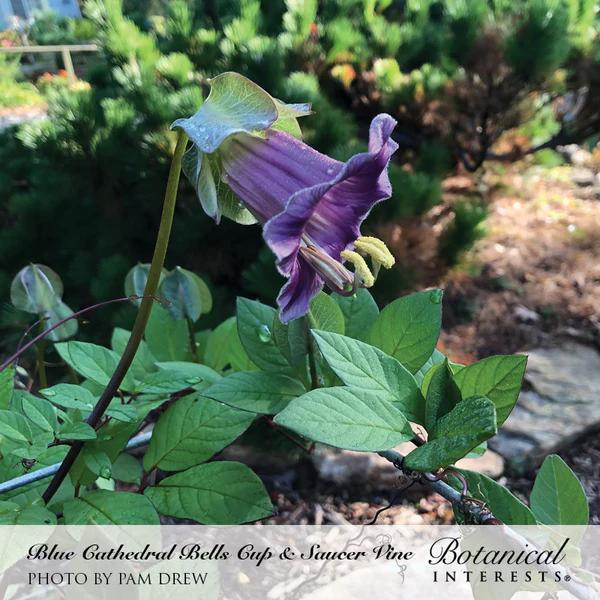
[0,44,98,82]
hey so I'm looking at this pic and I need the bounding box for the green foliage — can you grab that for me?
[438,200,488,265]
[334,288,379,342]
[63,490,159,524]
[0,55,42,108]
[530,455,589,524]
[0,280,589,526]
[424,359,462,430]
[453,354,527,425]
[28,9,97,45]
[505,0,571,80]
[275,386,412,451]
[369,289,443,374]
[404,396,497,471]
[203,371,305,414]
[312,330,424,423]
[143,394,255,471]
[451,469,538,525]
[144,461,272,524]
[380,167,443,219]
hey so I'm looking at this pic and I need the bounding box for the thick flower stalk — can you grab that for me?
[174,72,398,322]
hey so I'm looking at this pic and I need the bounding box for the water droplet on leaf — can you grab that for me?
[429,289,443,304]
[43,390,56,397]
[186,377,201,385]
[257,324,272,343]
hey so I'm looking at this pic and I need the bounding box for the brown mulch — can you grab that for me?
[440,164,600,358]
[258,460,453,525]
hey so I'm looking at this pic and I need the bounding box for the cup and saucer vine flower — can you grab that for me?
[173,72,398,322]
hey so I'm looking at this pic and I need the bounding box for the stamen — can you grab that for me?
[340,250,375,288]
[354,236,396,269]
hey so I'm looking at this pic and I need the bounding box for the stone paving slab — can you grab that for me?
[491,343,600,473]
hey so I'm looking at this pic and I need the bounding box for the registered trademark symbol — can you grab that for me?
[564,574,571,581]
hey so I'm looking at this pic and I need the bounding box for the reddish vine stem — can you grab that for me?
[0,296,150,373]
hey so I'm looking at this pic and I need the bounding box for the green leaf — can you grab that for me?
[334,288,379,341]
[41,384,135,423]
[421,357,464,396]
[272,316,308,367]
[414,348,446,388]
[143,395,255,471]
[10,445,48,460]
[20,394,57,434]
[172,71,278,154]
[311,330,424,423]
[204,317,257,372]
[112,453,142,485]
[124,263,167,307]
[55,341,136,392]
[82,448,112,479]
[134,369,201,395]
[465,441,487,458]
[41,383,96,411]
[274,386,412,451]
[57,421,97,441]
[530,455,589,525]
[0,410,32,443]
[159,266,212,322]
[10,264,63,314]
[369,289,443,373]
[145,304,191,362]
[404,396,497,472]
[69,420,140,487]
[145,461,272,524]
[111,327,157,380]
[452,469,537,525]
[154,361,221,385]
[0,501,57,525]
[237,298,291,371]
[453,355,527,425]
[204,318,236,372]
[95,477,115,491]
[203,371,305,414]
[424,359,462,431]
[307,292,345,334]
[107,400,139,422]
[63,491,159,525]
[0,366,14,410]
[0,447,73,509]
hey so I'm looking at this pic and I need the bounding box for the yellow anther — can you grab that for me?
[341,250,375,288]
[354,236,396,269]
